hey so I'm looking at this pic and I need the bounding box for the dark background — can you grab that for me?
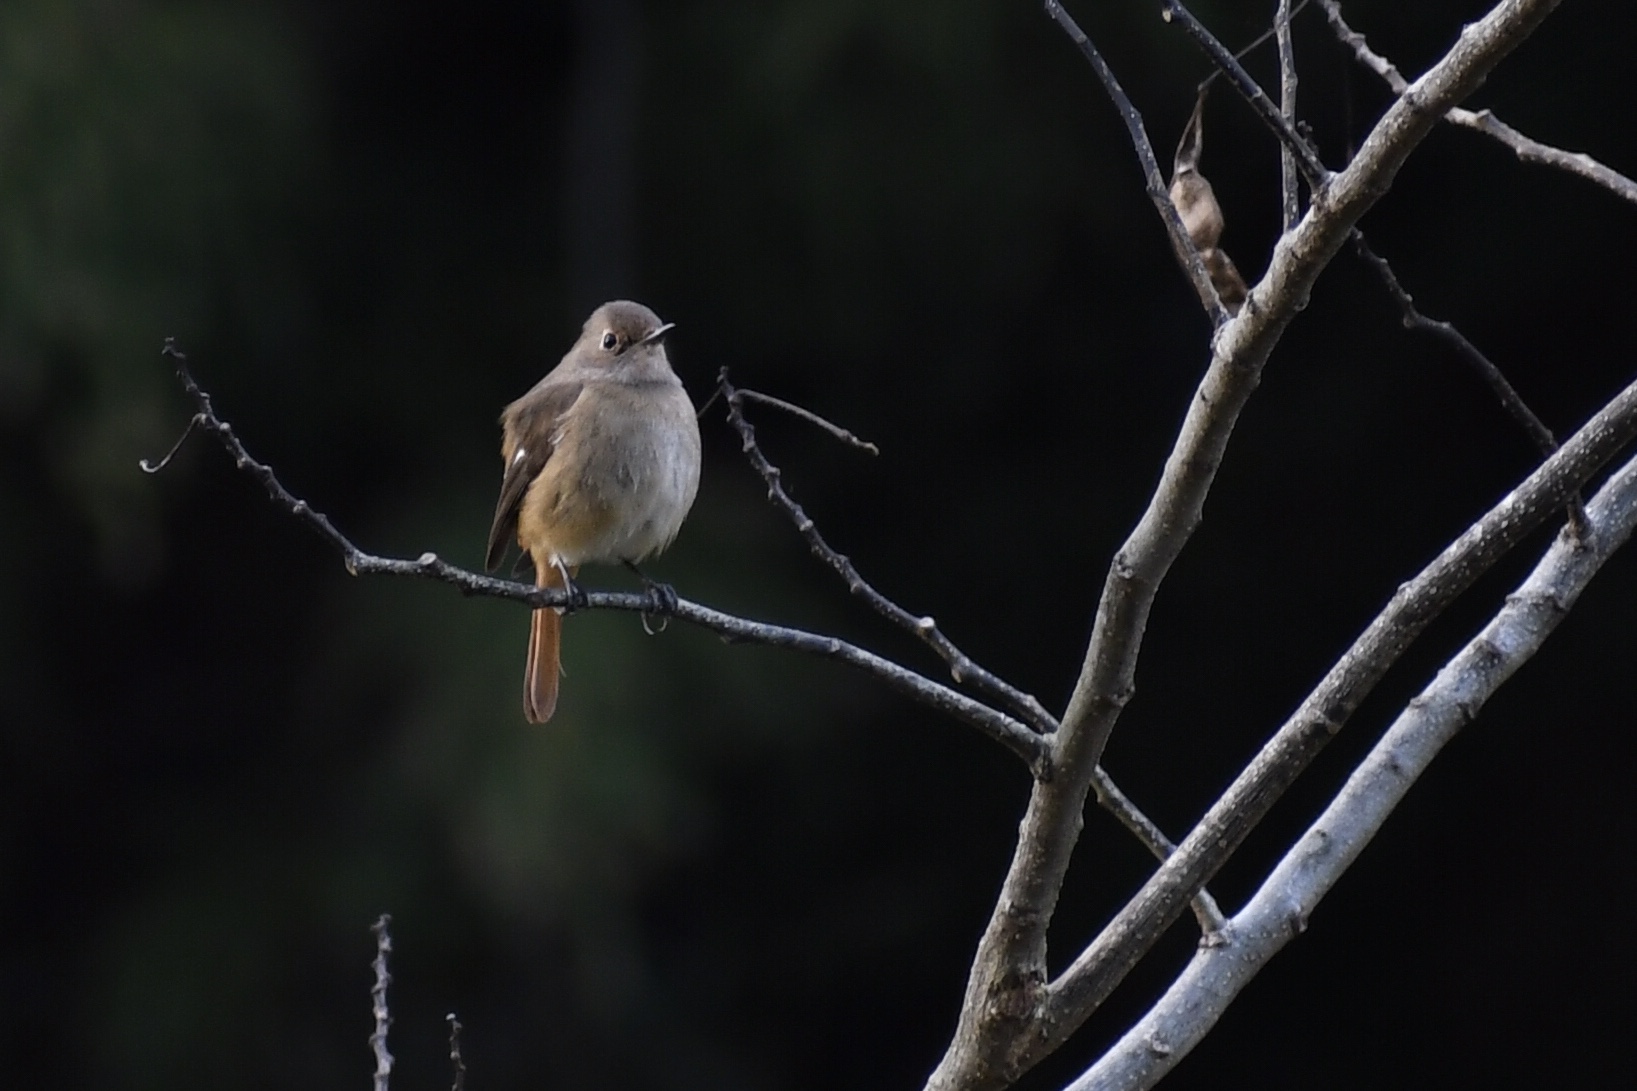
[4,1,1635,1088]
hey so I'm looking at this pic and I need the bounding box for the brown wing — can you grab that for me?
[484,380,584,571]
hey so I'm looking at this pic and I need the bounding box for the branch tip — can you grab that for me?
[370,914,394,1091]
[720,372,1058,736]
[446,1013,467,1091]
[734,386,880,454]
[139,414,201,474]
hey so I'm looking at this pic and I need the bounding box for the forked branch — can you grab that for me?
[928,3,1566,1088]
[720,369,1058,734]
[1072,444,1637,1089]
[1320,0,1637,207]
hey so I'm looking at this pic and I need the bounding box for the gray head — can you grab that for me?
[576,300,675,363]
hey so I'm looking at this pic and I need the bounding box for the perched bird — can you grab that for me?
[485,300,702,722]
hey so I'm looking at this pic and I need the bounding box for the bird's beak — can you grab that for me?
[639,322,676,346]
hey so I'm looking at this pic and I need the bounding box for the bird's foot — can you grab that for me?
[625,560,678,633]
[562,573,590,613]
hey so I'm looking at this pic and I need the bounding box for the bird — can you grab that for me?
[485,300,702,722]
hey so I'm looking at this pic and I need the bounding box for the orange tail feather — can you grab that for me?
[524,563,567,723]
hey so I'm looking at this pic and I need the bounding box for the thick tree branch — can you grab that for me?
[1043,363,1637,1057]
[928,2,1565,1087]
[1321,0,1637,207]
[1069,446,1637,1091]
[1044,1,1228,326]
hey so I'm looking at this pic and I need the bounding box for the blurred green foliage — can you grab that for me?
[0,0,310,583]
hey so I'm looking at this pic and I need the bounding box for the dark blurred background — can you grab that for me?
[3,1,1635,1088]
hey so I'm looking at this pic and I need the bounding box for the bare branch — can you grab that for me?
[1070,446,1637,1091]
[1090,767,1226,936]
[1276,0,1301,230]
[1352,236,1556,455]
[1043,1,1228,326]
[733,386,880,455]
[144,342,1051,774]
[928,2,1566,1086]
[720,370,1059,736]
[1194,0,1313,96]
[1320,0,1637,207]
[1453,109,1637,205]
[152,340,365,569]
[1316,0,1408,91]
[137,409,200,473]
[447,1014,466,1091]
[370,915,394,1091]
[1350,233,1589,534]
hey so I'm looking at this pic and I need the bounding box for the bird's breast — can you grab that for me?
[526,381,700,566]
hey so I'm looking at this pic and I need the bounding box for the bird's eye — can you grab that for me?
[600,331,618,351]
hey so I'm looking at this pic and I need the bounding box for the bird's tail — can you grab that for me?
[524,561,574,723]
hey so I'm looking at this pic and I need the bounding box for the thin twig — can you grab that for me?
[1276,0,1301,230]
[735,387,880,454]
[1158,0,1332,187]
[370,915,394,1091]
[154,340,365,568]
[144,342,1050,774]
[1072,447,1637,1090]
[693,381,724,419]
[1320,0,1637,207]
[447,1014,467,1091]
[1455,110,1637,205]
[1043,1,1229,326]
[1091,767,1226,935]
[1195,0,1312,95]
[137,411,200,473]
[1350,238,1553,450]
[720,370,1059,737]
[1316,0,1418,96]
[1350,233,1588,535]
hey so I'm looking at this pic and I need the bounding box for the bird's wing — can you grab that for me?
[484,380,585,572]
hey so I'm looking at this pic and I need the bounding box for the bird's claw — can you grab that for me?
[640,580,678,634]
[562,575,590,613]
